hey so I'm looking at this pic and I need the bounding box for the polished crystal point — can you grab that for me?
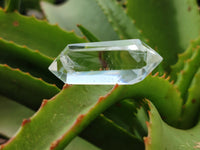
[49,39,163,85]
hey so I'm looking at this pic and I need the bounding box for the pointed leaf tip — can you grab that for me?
[41,99,48,108]
[21,118,31,126]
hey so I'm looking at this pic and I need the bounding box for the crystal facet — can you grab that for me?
[49,39,163,85]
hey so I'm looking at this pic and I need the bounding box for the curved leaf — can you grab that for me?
[170,37,200,81]
[122,74,182,126]
[145,100,200,150]
[96,0,143,40]
[180,67,200,128]
[41,0,119,41]
[0,96,100,150]
[0,38,63,86]
[127,0,200,71]
[0,64,59,110]
[175,45,200,100]
[0,85,115,150]
[0,78,142,150]
[1,74,182,149]
[0,9,86,58]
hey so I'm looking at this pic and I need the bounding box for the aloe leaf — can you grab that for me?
[170,37,200,81]
[0,85,115,150]
[0,64,59,110]
[0,97,143,150]
[77,24,100,42]
[145,100,200,150]
[127,0,200,71]
[4,0,21,12]
[80,114,144,150]
[0,95,100,150]
[0,9,86,57]
[175,46,200,100]
[41,0,119,41]
[96,0,143,40]
[1,73,182,149]
[0,38,63,86]
[179,67,200,128]
[123,74,182,126]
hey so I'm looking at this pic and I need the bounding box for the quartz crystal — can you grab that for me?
[49,39,163,85]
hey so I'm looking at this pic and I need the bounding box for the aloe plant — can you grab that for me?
[0,0,200,149]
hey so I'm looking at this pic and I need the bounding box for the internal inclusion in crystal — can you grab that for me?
[49,39,163,85]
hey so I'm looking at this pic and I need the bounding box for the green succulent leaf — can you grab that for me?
[169,37,200,128]
[0,64,59,110]
[179,67,200,129]
[175,45,200,101]
[0,95,101,150]
[41,0,119,41]
[121,74,182,126]
[0,99,144,150]
[127,0,200,71]
[145,100,200,150]
[1,73,182,149]
[0,78,143,150]
[0,38,63,86]
[96,0,143,40]
[0,99,100,150]
[170,37,200,81]
[0,9,86,58]
[0,84,115,150]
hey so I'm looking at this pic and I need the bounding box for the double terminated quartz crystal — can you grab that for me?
[49,39,163,85]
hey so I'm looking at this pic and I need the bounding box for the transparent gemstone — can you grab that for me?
[49,39,163,85]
